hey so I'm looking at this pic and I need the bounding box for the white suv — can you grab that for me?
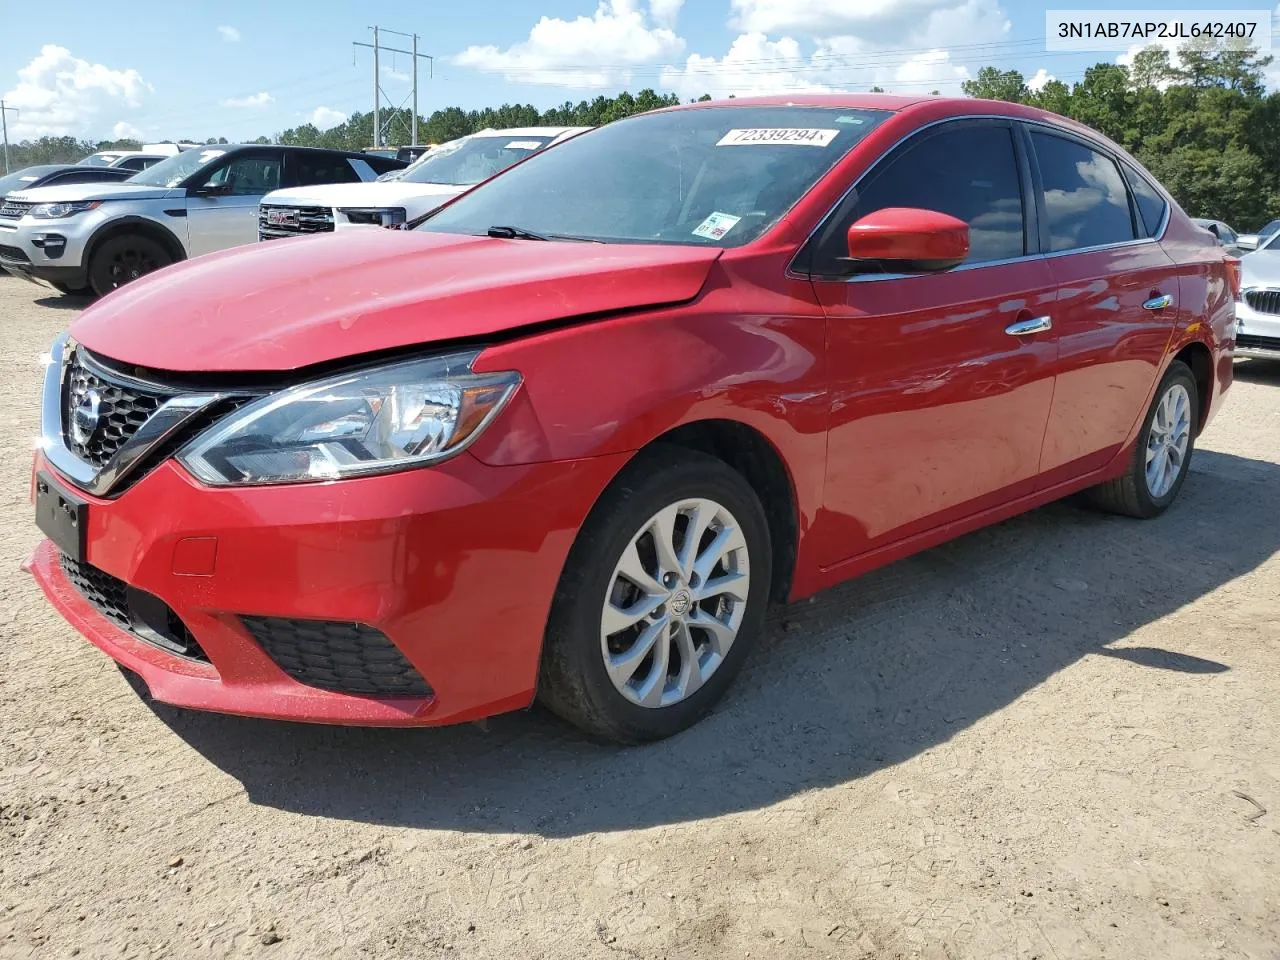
[258,126,590,239]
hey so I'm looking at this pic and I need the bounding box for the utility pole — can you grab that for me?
[0,101,17,175]
[353,28,432,149]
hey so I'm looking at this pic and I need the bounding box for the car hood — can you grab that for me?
[7,181,179,203]
[71,230,722,372]
[1241,249,1280,287]
[262,180,467,209]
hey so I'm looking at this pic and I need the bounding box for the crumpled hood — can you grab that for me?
[262,180,466,210]
[8,181,180,204]
[71,229,722,372]
[1240,249,1280,288]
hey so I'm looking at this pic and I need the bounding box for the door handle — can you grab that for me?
[1005,316,1052,337]
[1143,293,1174,311]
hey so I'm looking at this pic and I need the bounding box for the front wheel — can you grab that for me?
[1086,360,1199,518]
[88,234,172,297]
[539,447,772,743]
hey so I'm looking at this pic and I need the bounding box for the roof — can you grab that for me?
[469,126,591,138]
[669,93,933,111]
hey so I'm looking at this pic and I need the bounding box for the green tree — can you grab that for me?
[961,67,1028,103]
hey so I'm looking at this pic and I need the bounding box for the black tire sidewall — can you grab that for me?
[89,235,170,297]
[542,448,772,742]
[1133,361,1199,513]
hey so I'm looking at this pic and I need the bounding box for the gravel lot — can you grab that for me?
[1,271,1277,960]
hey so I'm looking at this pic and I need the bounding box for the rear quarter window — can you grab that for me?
[1121,163,1168,238]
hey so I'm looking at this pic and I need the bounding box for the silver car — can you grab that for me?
[0,145,403,296]
[1236,232,1280,359]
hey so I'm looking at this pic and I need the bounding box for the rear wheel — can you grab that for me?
[538,447,771,743]
[1086,360,1199,518]
[88,234,171,297]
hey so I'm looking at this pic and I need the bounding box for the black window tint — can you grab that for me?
[116,157,147,171]
[820,123,1025,269]
[1121,163,1167,237]
[202,152,283,195]
[292,152,361,186]
[1032,132,1135,251]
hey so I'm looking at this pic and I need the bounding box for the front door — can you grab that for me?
[804,119,1060,566]
[186,149,284,257]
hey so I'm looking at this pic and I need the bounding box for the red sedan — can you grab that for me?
[28,95,1235,742]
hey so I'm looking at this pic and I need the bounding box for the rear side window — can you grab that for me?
[1121,163,1168,238]
[813,122,1026,271]
[115,157,149,171]
[292,152,362,186]
[1031,132,1135,251]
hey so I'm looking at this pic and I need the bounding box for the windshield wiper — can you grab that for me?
[487,224,549,241]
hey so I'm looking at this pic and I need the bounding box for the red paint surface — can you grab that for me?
[33,95,1233,726]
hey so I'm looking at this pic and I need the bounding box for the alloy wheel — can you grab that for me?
[1145,382,1192,498]
[600,497,750,709]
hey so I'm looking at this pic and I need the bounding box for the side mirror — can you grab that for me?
[192,182,230,198]
[1236,236,1259,251]
[846,207,969,273]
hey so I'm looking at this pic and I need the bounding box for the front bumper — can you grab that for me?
[0,216,94,288]
[1234,299,1280,359]
[26,450,628,726]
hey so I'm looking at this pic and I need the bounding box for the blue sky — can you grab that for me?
[1,0,1276,144]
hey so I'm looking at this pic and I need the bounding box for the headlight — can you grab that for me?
[339,207,407,227]
[30,200,102,219]
[178,353,519,486]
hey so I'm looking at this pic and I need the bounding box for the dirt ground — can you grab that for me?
[0,272,1277,960]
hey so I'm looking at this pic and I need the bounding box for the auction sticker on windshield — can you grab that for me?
[717,128,839,147]
[692,212,742,240]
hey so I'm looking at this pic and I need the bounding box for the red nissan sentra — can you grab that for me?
[27,95,1235,743]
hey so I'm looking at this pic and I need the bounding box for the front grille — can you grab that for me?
[258,204,334,240]
[0,199,32,220]
[1244,290,1280,315]
[63,351,169,469]
[58,553,208,661]
[240,616,433,697]
[0,244,29,262]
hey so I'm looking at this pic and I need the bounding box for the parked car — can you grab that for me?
[0,163,135,200]
[1192,218,1246,256]
[1234,218,1280,251]
[258,127,588,238]
[1233,230,1280,358]
[27,95,1233,743]
[0,145,405,296]
[77,150,170,172]
[396,145,434,164]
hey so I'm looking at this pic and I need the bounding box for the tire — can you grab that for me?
[538,446,772,743]
[88,234,172,297]
[1086,360,1199,518]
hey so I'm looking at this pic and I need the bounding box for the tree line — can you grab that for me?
[4,44,1275,230]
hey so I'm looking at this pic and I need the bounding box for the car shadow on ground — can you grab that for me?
[32,293,93,311]
[1233,358,1280,384]
[143,448,1279,837]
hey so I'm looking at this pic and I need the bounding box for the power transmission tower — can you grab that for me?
[353,27,433,149]
[0,101,18,174]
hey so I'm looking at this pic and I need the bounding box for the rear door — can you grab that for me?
[186,149,285,256]
[805,118,1060,565]
[1024,126,1179,487]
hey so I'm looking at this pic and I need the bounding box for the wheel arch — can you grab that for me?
[630,419,800,605]
[84,216,187,271]
[1170,339,1213,434]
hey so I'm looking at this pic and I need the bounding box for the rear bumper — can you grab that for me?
[26,450,628,726]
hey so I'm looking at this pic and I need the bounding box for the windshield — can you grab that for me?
[126,148,227,187]
[1261,220,1280,237]
[77,153,118,167]
[0,166,57,195]
[423,107,889,246]
[403,135,555,186]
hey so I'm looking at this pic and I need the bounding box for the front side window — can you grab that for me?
[1032,132,1135,252]
[811,121,1026,272]
[200,153,283,196]
[424,107,889,246]
[127,148,227,188]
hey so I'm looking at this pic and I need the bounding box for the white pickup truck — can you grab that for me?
[258,126,591,239]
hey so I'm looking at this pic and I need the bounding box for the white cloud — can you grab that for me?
[217,25,241,42]
[662,0,1006,99]
[1027,68,1055,92]
[650,0,684,28]
[220,92,273,108]
[661,33,834,99]
[311,106,348,129]
[2,45,149,139]
[381,65,412,83]
[453,0,685,87]
[111,120,144,140]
